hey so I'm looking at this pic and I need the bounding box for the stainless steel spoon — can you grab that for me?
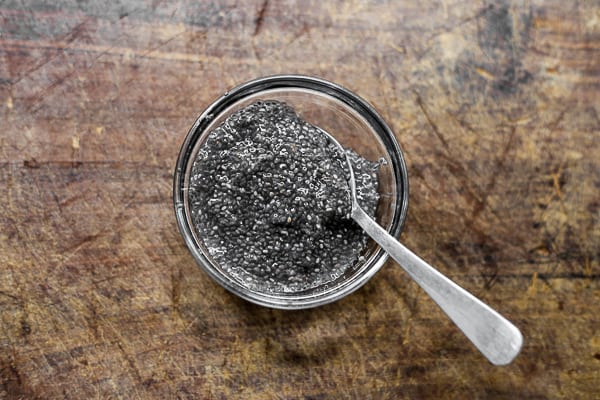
[321,128,523,365]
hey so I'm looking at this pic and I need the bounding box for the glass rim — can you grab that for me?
[173,74,409,309]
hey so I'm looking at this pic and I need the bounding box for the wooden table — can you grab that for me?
[1,1,598,398]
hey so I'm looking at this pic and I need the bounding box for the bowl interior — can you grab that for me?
[179,84,406,308]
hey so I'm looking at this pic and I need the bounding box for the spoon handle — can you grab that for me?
[352,206,523,365]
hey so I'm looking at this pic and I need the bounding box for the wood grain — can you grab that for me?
[1,1,599,399]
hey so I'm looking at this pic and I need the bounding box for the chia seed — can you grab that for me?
[189,100,379,293]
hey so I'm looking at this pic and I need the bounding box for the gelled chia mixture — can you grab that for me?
[189,100,379,293]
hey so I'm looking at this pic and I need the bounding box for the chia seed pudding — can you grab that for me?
[189,100,380,293]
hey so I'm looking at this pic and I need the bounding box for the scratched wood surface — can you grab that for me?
[1,1,599,399]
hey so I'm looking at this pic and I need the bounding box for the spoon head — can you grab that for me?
[316,127,359,211]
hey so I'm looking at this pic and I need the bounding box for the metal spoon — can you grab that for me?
[320,128,523,365]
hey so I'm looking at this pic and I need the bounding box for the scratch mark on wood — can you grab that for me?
[550,166,565,199]
[171,265,182,318]
[63,19,91,44]
[8,19,90,87]
[435,151,485,207]
[286,22,310,46]
[446,111,478,135]
[402,318,412,345]
[0,37,262,67]
[254,0,269,36]
[139,29,188,59]
[23,158,41,169]
[414,91,450,150]
[527,271,538,295]
[417,4,493,60]
[115,340,144,394]
[474,67,495,81]
[387,42,406,54]
[0,290,22,303]
[472,126,517,220]
[63,234,100,255]
[71,135,80,151]
[584,256,592,278]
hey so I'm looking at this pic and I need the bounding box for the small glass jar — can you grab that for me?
[173,75,409,309]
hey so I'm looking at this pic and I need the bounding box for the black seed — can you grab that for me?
[189,100,379,293]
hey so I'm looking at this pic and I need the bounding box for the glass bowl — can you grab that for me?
[173,75,409,309]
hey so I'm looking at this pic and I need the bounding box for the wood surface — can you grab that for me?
[1,0,599,399]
